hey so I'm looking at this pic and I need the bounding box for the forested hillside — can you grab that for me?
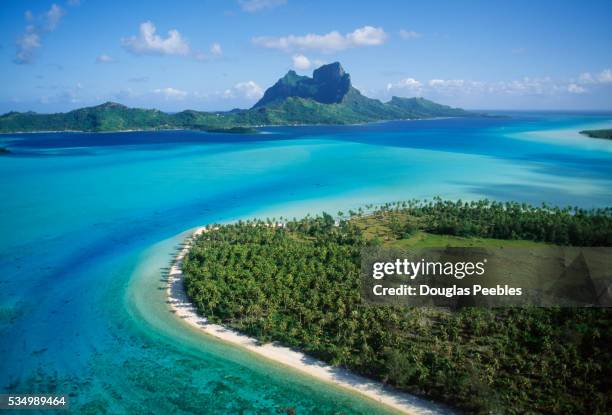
[183,200,612,414]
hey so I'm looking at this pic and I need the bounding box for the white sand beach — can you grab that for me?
[166,227,452,415]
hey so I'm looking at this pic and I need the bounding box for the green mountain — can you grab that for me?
[0,102,175,133]
[0,62,478,133]
[253,62,352,108]
[252,62,474,123]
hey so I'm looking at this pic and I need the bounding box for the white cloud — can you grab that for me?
[429,79,465,88]
[223,81,264,100]
[385,72,609,99]
[577,69,612,85]
[387,78,422,91]
[210,42,223,56]
[234,81,264,99]
[597,69,612,83]
[153,87,188,100]
[45,4,64,31]
[122,21,190,56]
[15,32,41,64]
[292,54,311,70]
[567,84,586,94]
[383,68,611,103]
[96,54,115,63]
[499,77,555,95]
[347,26,387,46]
[15,4,64,64]
[399,29,421,39]
[194,43,223,61]
[428,77,556,96]
[239,0,286,12]
[252,25,387,53]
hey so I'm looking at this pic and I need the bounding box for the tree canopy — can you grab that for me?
[183,200,612,414]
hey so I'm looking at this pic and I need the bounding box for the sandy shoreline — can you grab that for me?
[166,227,452,415]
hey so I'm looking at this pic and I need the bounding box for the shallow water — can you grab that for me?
[1,113,611,413]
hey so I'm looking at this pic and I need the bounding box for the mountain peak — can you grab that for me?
[253,62,353,108]
[278,70,306,85]
[312,62,346,81]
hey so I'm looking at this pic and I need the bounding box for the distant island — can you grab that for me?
[0,147,10,154]
[580,129,612,140]
[0,62,478,134]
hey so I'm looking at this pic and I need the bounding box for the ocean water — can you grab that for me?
[1,112,611,414]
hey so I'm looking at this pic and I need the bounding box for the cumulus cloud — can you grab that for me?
[253,25,387,53]
[399,29,421,39]
[385,72,608,98]
[194,43,223,62]
[600,69,612,83]
[223,81,264,100]
[428,77,559,96]
[499,77,558,95]
[153,87,188,100]
[578,69,612,84]
[44,4,64,31]
[15,32,41,64]
[292,54,311,70]
[239,0,286,12]
[122,21,190,56]
[15,4,65,64]
[96,54,115,63]
[234,81,264,99]
[386,78,422,92]
[122,23,221,62]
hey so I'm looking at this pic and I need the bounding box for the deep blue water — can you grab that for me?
[0,113,611,414]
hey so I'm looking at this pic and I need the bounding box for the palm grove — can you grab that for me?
[182,200,612,414]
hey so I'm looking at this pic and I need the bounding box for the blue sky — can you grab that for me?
[1,0,611,112]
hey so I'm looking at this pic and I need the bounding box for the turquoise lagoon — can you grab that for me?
[1,112,611,414]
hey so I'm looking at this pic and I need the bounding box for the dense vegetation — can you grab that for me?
[580,129,612,139]
[183,200,612,414]
[0,63,476,133]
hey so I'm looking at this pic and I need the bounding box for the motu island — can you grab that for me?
[181,200,612,414]
[580,129,612,139]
